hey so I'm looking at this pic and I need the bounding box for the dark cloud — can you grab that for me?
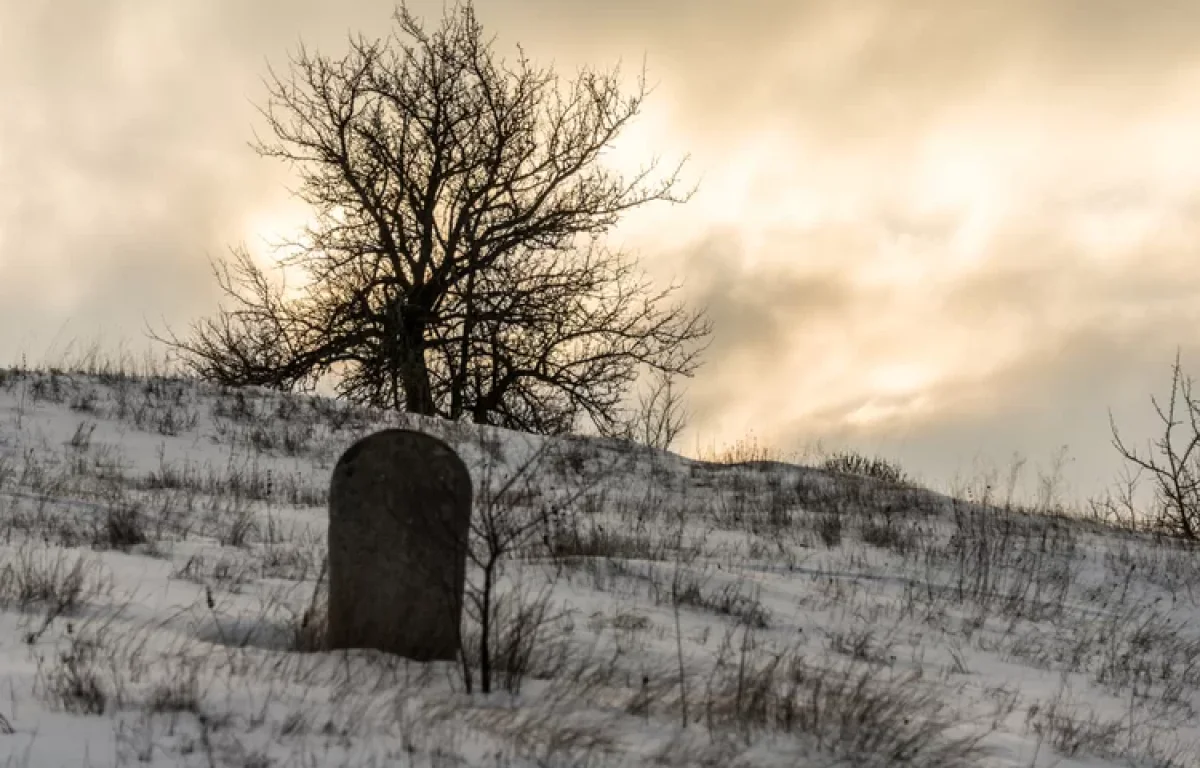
[670,230,862,425]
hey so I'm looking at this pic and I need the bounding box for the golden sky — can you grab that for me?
[4,0,1200,502]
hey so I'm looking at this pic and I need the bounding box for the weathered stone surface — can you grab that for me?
[327,429,472,661]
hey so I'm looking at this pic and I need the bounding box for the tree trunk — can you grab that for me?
[391,298,437,416]
[400,326,436,415]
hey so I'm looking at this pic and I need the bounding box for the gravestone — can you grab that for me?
[327,429,472,661]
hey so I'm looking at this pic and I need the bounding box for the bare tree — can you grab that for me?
[155,2,709,434]
[1110,351,1200,540]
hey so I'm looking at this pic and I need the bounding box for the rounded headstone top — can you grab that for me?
[333,428,470,480]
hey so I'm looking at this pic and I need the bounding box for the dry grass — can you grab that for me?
[2,353,1199,767]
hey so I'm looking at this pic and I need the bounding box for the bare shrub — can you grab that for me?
[694,431,783,465]
[34,622,118,715]
[1022,676,1197,766]
[0,451,14,495]
[121,380,199,436]
[858,515,918,555]
[91,500,149,552]
[601,369,690,451]
[287,558,328,653]
[460,584,567,695]
[1024,690,1126,761]
[246,420,317,457]
[202,496,259,548]
[822,450,908,484]
[0,546,110,616]
[28,372,67,404]
[814,512,843,548]
[1111,351,1200,539]
[69,386,100,413]
[66,420,96,451]
[146,665,203,714]
[670,573,770,629]
[463,436,621,693]
[545,520,674,561]
[697,626,998,765]
[914,495,1080,622]
[825,624,897,666]
[1087,466,1144,532]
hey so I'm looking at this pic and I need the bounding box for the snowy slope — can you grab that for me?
[0,367,1197,767]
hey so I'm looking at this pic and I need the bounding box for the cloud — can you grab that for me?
[3,0,1200,500]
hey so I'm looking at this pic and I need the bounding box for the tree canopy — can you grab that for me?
[160,2,710,436]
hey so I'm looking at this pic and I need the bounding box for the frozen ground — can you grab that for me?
[0,366,1197,767]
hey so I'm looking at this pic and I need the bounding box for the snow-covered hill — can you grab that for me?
[0,366,1197,767]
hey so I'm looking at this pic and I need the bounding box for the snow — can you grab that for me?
[0,367,1197,767]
